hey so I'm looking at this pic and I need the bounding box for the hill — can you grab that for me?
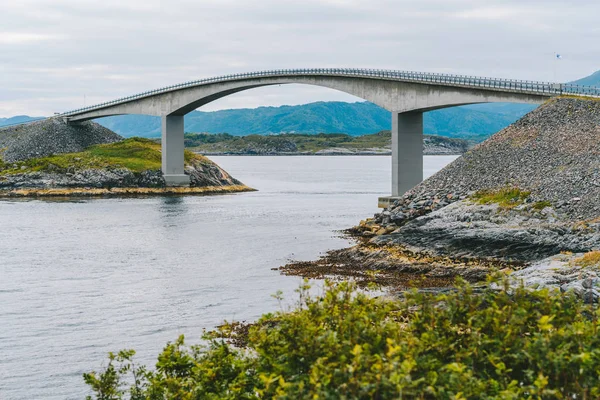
[573,69,600,86]
[0,118,121,162]
[0,115,44,127]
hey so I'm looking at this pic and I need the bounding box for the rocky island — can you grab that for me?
[0,118,252,197]
[186,130,471,156]
[282,97,600,300]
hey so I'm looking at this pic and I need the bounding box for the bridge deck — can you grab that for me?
[59,68,600,118]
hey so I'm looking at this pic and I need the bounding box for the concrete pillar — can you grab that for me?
[161,115,190,186]
[391,111,423,196]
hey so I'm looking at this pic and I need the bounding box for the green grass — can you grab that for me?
[0,137,209,175]
[471,187,531,209]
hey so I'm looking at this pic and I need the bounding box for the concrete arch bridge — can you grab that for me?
[58,68,600,201]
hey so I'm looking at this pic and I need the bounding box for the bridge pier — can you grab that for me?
[162,115,190,186]
[378,111,423,208]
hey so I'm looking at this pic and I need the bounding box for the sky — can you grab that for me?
[1,0,599,117]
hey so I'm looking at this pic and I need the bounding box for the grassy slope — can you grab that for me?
[0,138,208,175]
[185,131,470,153]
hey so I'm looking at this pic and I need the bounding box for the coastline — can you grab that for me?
[0,184,255,198]
[199,151,463,156]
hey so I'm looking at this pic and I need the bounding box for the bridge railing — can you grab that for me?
[58,68,600,117]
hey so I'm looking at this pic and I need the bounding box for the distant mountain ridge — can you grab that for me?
[3,69,598,140]
[0,115,44,127]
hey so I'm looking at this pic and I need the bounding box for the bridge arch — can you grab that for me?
[61,69,579,197]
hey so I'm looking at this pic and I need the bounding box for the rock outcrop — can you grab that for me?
[0,159,241,190]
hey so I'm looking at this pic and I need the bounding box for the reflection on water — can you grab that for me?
[0,155,457,399]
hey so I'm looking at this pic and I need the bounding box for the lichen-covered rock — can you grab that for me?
[374,200,600,261]
[186,158,242,187]
[500,252,600,303]
[0,161,242,190]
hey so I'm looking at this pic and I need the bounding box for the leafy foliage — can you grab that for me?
[86,279,600,399]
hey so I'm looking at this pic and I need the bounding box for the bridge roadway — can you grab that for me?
[53,69,600,202]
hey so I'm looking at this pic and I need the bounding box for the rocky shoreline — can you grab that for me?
[0,185,254,198]
[281,97,600,301]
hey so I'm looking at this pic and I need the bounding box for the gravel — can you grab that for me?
[381,97,600,222]
[0,118,122,162]
[367,97,600,263]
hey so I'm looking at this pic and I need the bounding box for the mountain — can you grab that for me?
[0,115,44,127]
[572,70,600,86]
[95,101,536,141]
[0,103,540,141]
[4,70,598,140]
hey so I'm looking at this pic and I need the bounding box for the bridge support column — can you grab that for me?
[162,115,190,187]
[378,111,423,208]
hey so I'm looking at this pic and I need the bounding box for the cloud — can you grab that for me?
[0,0,598,116]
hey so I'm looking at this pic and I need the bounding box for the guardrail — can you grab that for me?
[26,68,600,118]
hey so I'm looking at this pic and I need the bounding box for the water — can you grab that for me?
[0,155,456,399]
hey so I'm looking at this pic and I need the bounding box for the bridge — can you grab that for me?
[55,68,600,202]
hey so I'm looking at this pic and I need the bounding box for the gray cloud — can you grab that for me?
[0,0,598,116]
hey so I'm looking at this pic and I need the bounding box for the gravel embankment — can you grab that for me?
[361,97,600,265]
[0,118,122,162]
[379,97,600,223]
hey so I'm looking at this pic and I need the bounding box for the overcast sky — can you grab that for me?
[1,0,599,117]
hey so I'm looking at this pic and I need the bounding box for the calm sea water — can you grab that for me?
[0,155,456,399]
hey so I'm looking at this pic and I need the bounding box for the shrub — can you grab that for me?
[85,279,600,399]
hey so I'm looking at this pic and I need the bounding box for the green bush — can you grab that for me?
[85,279,600,399]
